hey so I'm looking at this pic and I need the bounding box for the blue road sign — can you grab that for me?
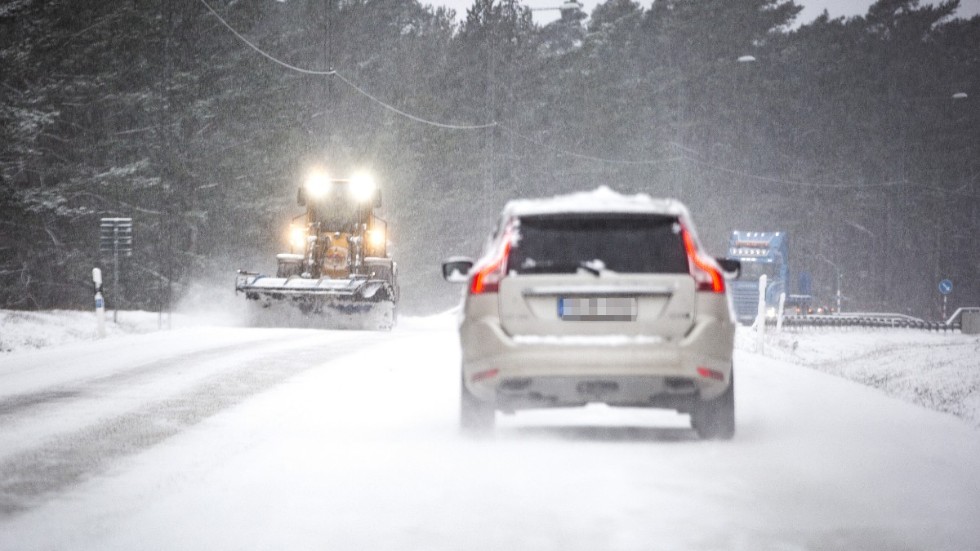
[939,279,953,295]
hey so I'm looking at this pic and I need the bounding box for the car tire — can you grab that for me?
[460,376,495,433]
[691,369,735,440]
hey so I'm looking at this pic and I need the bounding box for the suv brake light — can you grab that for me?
[682,227,725,294]
[470,239,512,295]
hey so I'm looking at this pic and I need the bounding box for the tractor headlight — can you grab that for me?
[349,172,376,203]
[305,169,331,199]
[289,226,307,251]
[367,228,385,249]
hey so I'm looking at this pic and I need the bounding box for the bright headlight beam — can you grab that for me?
[305,169,331,199]
[349,172,376,202]
[367,228,385,248]
[289,226,307,250]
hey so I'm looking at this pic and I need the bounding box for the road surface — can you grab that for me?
[1,316,978,550]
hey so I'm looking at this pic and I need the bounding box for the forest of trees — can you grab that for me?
[1,0,977,318]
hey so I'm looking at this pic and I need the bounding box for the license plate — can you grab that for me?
[558,297,637,321]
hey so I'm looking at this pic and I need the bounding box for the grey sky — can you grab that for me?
[430,0,980,25]
[795,0,979,22]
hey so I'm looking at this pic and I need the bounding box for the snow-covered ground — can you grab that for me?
[1,310,979,550]
[744,326,980,428]
[5,309,977,428]
[0,310,185,353]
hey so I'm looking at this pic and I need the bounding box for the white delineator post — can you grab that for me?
[756,274,767,353]
[93,268,106,339]
[776,292,786,333]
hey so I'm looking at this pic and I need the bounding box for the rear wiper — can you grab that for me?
[517,259,606,276]
[520,263,577,274]
[577,261,601,277]
[578,259,606,277]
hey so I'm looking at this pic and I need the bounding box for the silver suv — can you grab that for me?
[442,188,738,439]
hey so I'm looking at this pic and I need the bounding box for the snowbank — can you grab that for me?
[0,281,246,354]
[0,307,454,356]
[0,310,190,354]
[738,326,980,428]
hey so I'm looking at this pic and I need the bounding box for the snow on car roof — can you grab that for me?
[501,186,690,219]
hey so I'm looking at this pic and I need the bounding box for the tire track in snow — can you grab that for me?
[0,329,408,517]
[0,337,289,419]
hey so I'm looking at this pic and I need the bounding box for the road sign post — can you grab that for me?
[99,218,133,323]
[938,279,953,321]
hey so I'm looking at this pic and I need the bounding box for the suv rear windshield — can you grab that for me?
[509,214,689,274]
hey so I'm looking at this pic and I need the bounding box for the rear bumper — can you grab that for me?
[460,316,734,409]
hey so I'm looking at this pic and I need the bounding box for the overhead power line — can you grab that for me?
[198,0,334,75]
[198,0,495,129]
[330,72,498,130]
[497,125,683,166]
[687,158,909,190]
[196,0,911,191]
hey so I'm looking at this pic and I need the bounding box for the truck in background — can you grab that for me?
[726,231,814,325]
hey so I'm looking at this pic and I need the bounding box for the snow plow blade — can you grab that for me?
[236,272,397,331]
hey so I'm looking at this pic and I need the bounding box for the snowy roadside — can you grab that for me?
[0,283,249,354]
[738,326,980,428]
[4,309,978,430]
[0,310,196,354]
[0,306,450,356]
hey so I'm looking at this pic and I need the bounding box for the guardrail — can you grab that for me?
[944,307,980,327]
[767,312,964,332]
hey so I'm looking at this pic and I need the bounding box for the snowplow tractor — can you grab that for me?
[235,171,399,331]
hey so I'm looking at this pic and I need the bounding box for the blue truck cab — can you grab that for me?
[726,231,810,324]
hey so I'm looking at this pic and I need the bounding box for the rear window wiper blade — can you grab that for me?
[516,259,607,276]
[578,259,606,276]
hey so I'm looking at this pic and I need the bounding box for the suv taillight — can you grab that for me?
[469,239,512,295]
[682,227,725,294]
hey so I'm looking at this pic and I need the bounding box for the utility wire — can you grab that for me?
[330,72,497,130]
[198,0,495,129]
[198,0,335,75]
[497,124,683,166]
[498,125,901,189]
[197,0,912,190]
[688,157,908,189]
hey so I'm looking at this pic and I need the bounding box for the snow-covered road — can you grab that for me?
[1,316,979,550]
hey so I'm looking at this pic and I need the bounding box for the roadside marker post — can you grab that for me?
[776,292,786,334]
[756,274,767,353]
[93,268,106,339]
